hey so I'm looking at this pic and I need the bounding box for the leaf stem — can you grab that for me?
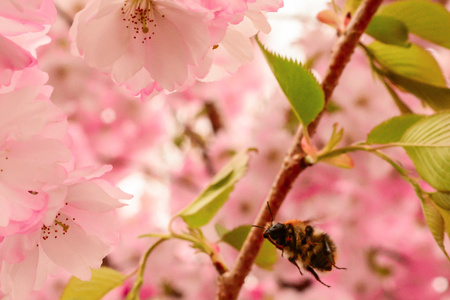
[315,141,448,162]
[169,216,229,275]
[126,238,169,300]
[317,144,425,197]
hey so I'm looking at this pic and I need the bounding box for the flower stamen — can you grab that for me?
[41,214,70,241]
[54,220,69,232]
[121,0,157,43]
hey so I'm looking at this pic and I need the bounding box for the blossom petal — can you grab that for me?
[62,181,125,212]
[40,218,110,280]
[0,138,70,190]
[61,208,120,245]
[72,0,130,69]
[0,35,36,88]
[0,85,47,142]
[0,248,39,299]
[0,184,48,235]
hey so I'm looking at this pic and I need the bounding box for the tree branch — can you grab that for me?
[216,0,384,298]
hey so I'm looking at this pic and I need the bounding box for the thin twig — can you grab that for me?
[216,0,384,298]
[184,125,216,176]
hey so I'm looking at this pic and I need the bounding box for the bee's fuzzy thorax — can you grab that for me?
[260,216,345,287]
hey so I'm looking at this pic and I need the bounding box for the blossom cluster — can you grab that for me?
[70,0,283,99]
[0,1,130,299]
[0,0,284,298]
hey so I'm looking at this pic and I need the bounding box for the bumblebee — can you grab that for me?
[254,203,345,287]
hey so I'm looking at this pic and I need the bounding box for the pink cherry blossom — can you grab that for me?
[0,0,57,53]
[0,68,49,141]
[248,0,283,31]
[0,66,72,237]
[70,0,283,99]
[202,0,284,80]
[0,66,68,141]
[203,23,255,81]
[70,0,216,98]
[0,35,36,89]
[0,188,48,238]
[0,137,70,237]
[0,0,56,35]
[0,167,131,300]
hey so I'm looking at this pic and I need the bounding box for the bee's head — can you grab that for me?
[263,222,287,247]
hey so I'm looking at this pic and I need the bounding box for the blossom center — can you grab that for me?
[40,212,75,241]
[121,0,165,43]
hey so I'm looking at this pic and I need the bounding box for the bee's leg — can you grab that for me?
[332,264,347,270]
[323,239,346,270]
[305,266,330,288]
[288,256,303,275]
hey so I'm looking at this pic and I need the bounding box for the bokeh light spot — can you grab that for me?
[432,277,448,293]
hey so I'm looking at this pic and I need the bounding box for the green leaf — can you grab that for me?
[326,101,341,113]
[366,114,424,144]
[429,192,450,261]
[437,206,450,241]
[321,123,344,153]
[367,42,446,87]
[214,223,229,239]
[381,70,450,111]
[257,38,324,126]
[178,149,254,227]
[421,198,449,260]
[366,16,409,46]
[60,267,127,300]
[320,154,354,169]
[400,112,450,191]
[366,41,450,110]
[316,124,354,169]
[220,225,277,270]
[430,193,450,257]
[430,192,450,210]
[378,0,450,49]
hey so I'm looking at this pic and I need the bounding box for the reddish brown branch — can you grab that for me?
[216,0,384,298]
